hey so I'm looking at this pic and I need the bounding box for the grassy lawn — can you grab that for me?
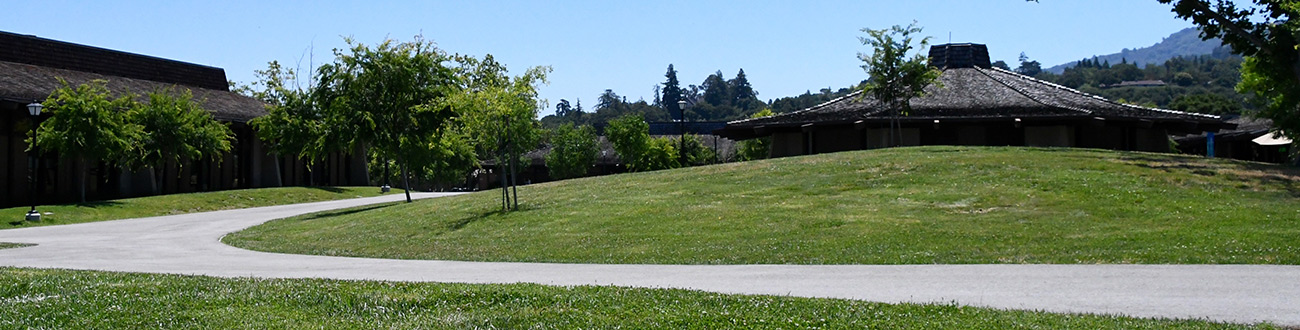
[3,186,397,229]
[0,268,1273,329]
[227,147,1300,265]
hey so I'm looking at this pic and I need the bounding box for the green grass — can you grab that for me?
[3,186,398,229]
[227,146,1300,265]
[0,268,1274,329]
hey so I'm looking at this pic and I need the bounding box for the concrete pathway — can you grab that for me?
[0,192,1297,326]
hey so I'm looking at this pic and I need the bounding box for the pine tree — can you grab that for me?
[662,64,683,120]
[728,68,756,109]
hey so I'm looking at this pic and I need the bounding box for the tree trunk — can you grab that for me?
[400,161,412,203]
[510,149,518,210]
[76,156,87,203]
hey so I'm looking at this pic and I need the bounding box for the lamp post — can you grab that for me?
[677,100,687,166]
[25,102,43,222]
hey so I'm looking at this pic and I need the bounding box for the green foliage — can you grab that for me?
[1156,0,1300,141]
[677,134,714,166]
[34,79,139,164]
[662,64,683,120]
[34,79,141,202]
[1038,52,1249,114]
[1169,92,1244,115]
[545,123,599,180]
[125,88,234,170]
[605,114,651,170]
[642,137,681,171]
[769,87,857,114]
[858,22,942,116]
[736,109,775,161]
[248,61,329,164]
[311,36,466,201]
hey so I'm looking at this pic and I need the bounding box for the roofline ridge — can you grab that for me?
[985,67,1219,120]
[976,67,1093,115]
[727,89,864,125]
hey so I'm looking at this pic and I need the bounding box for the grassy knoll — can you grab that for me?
[3,186,397,229]
[226,147,1300,264]
[0,268,1273,329]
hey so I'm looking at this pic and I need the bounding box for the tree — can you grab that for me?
[858,22,943,147]
[450,54,549,210]
[736,109,775,161]
[125,88,234,194]
[701,71,730,107]
[247,61,331,185]
[33,79,141,202]
[992,60,1012,70]
[729,68,756,108]
[545,123,598,180]
[313,36,461,203]
[662,64,683,120]
[1017,52,1043,76]
[606,114,651,171]
[1031,0,1300,143]
[555,99,573,117]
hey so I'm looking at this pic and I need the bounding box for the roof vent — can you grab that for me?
[929,43,991,69]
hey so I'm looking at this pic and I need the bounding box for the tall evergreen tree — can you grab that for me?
[728,68,756,109]
[661,64,683,120]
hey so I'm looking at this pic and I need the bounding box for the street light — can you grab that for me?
[25,102,43,222]
[677,100,687,166]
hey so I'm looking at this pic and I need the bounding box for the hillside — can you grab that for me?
[227,147,1300,265]
[1046,28,1226,73]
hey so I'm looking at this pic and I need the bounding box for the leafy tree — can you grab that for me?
[450,55,549,210]
[992,60,1012,70]
[662,64,683,121]
[641,137,681,171]
[859,22,943,147]
[677,134,715,166]
[246,61,331,183]
[701,71,730,107]
[33,79,141,202]
[606,114,651,171]
[125,88,235,194]
[313,36,461,203]
[736,109,775,161]
[545,123,598,180]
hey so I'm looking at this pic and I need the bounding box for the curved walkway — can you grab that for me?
[0,193,1296,326]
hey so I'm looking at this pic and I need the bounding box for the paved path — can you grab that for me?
[1,192,1297,326]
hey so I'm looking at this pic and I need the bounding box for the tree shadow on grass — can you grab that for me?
[296,202,398,221]
[447,204,540,231]
[1119,153,1300,197]
[73,201,125,208]
[306,186,347,194]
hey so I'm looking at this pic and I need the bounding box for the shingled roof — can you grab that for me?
[717,44,1232,140]
[0,31,265,122]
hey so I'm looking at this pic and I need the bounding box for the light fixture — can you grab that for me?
[27,102,42,116]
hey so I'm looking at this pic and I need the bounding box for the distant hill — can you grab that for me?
[1046,28,1227,74]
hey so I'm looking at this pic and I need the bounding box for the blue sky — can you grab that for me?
[3,1,1197,116]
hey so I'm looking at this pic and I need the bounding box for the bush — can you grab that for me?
[546,124,599,180]
[736,109,775,161]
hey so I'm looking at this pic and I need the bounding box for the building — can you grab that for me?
[715,43,1234,157]
[1175,117,1291,164]
[0,31,366,208]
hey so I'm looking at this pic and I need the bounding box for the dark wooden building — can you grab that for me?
[1175,117,1290,164]
[0,31,366,208]
[715,43,1234,157]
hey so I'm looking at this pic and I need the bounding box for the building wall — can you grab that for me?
[1134,128,1170,152]
[814,128,862,153]
[1024,125,1075,147]
[771,132,804,158]
[865,128,919,148]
